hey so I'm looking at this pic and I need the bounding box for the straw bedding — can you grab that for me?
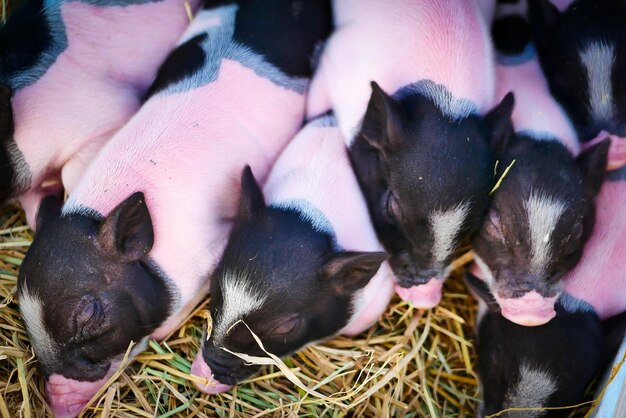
[0,202,607,417]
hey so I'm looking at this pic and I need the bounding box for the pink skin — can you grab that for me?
[307,0,495,144]
[394,280,443,309]
[190,355,233,394]
[495,55,580,155]
[12,0,199,227]
[582,131,626,171]
[562,178,626,321]
[46,373,111,418]
[495,292,559,326]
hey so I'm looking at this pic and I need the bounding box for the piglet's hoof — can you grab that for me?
[394,279,443,308]
[191,354,233,394]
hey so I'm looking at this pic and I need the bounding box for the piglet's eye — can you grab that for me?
[75,298,105,338]
[272,315,302,336]
[383,191,401,222]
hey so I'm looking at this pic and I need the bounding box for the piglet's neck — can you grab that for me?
[495,55,580,155]
[263,119,395,334]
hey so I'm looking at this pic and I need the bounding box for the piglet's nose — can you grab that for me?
[495,291,559,326]
[394,278,443,308]
[191,353,233,394]
[46,373,108,418]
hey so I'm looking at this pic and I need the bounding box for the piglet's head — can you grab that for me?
[465,271,606,418]
[193,167,385,393]
[528,0,626,141]
[472,119,609,326]
[349,82,512,307]
[18,193,171,418]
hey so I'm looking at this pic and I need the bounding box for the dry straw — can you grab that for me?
[0,204,607,417]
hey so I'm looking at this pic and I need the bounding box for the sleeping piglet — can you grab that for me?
[0,0,199,227]
[472,10,609,326]
[308,0,512,308]
[17,1,331,416]
[465,270,626,418]
[528,0,626,170]
[191,116,396,393]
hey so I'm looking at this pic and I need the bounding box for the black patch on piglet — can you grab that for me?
[231,0,332,79]
[0,84,16,204]
[18,192,173,381]
[143,34,208,100]
[0,0,52,86]
[492,15,531,56]
[201,167,385,385]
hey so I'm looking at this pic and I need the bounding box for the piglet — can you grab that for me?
[308,0,512,308]
[472,9,609,326]
[528,0,626,170]
[0,0,199,227]
[466,270,626,418]
[17,1,331,416]
[191,115,396,393]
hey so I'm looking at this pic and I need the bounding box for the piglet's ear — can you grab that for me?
[484,92,515,153]
[577,138,610,197]
[99,192,154,261]
[322,251,387,295]
[36,195,62,231]
[238,166,265,221]
[360,81,403,152]
[527,0,561,43]
[463,271,499,312]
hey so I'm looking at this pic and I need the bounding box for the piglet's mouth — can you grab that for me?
[46,373,110,418]
[394,279,443,308]
[495,291,558,326]
[191,354,234,394]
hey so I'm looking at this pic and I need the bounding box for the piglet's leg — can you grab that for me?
[306,65,331,120]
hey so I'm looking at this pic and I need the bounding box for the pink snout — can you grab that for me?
[495,291,559,326]
[394,279,443,308]
[191,354,233,394]
[46,373,109,418]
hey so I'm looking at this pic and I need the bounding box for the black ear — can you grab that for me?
[238,165,265,221]
[463,271,499,312]
[484,92,515,153]
[98,192,154,261]
[527,0,561,44]
[577,138,610,197]
[321,251,387,295]
[36,195,62,231]
[360,81,403,152]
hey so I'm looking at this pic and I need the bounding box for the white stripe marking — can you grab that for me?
[580,42,616,123]
[429,202,471,262]
[504,362,557,416]
[213,271,268,343]
[19,286,60,368]
[525,193,566,274]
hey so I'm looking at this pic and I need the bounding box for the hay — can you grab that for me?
[0,203,603,417]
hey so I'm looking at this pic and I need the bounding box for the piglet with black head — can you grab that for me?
[471,7,609,327]
[528,0,626,171]
[465,270,625,418]
[192,117,395,393]
[308,0,511,307]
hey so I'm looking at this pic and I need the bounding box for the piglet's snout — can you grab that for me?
[394,279,443,308]
[191,353,233,395]
[46,373,109,418]
[496,291,559,326]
